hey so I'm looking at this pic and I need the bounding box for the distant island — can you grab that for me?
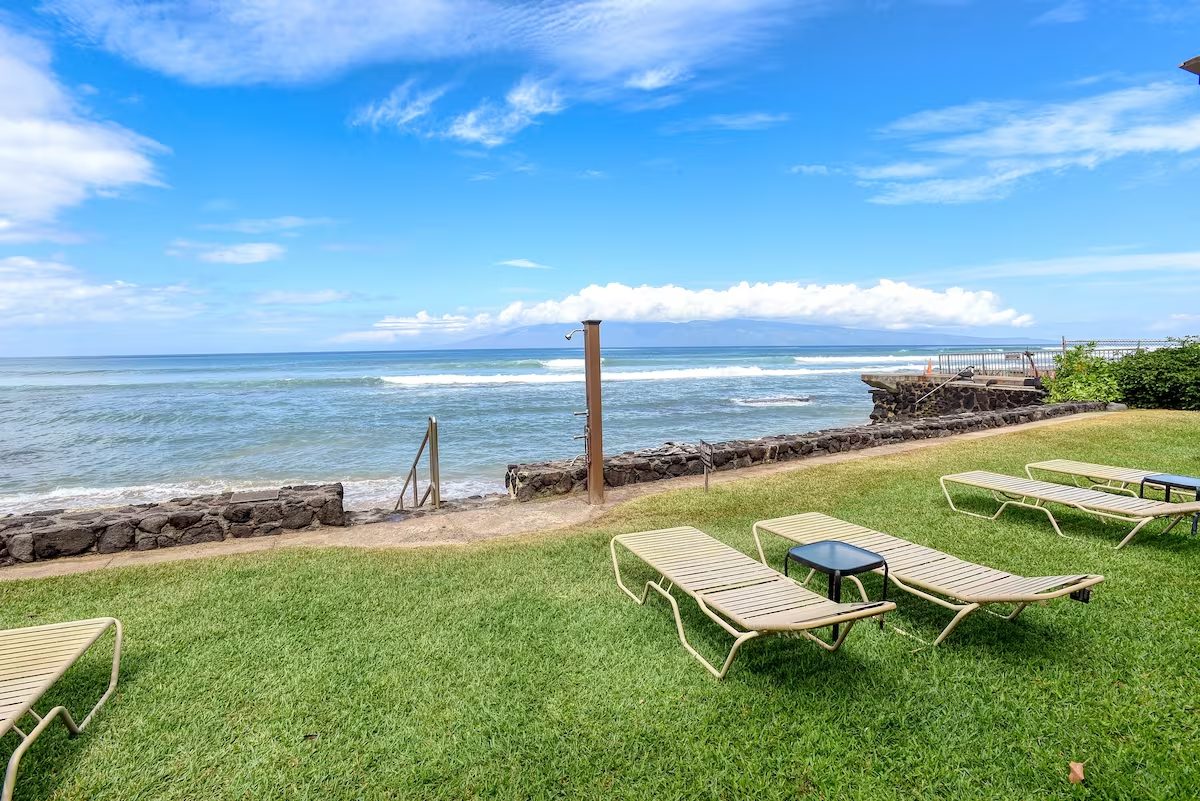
[452,319,1049,349]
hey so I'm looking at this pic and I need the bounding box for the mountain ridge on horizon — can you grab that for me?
[451,319,1047,349]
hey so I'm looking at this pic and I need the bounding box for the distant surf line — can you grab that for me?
[381,364,925,387]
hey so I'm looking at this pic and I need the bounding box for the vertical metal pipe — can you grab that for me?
[429,417,440,509]
[583,320,605,505]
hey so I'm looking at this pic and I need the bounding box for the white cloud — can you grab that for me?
[46,1,803,87]
[664,112,789,134]
[856,81,1200,204]
[625,66,691,91]
[0,255,199,326]
[447,77,565,147]
[256,289,348,305]
[197,243,285,264]
[0,24,162,241]
[788,164,832,176]
[1032,0,1087,25]
[497,258,552,270]
[949,250,1200,280]
[350,79,448,131]
[329,329,405,344]
[491,280,1032,328]
[333,310,484,342]
[200,216,332,234]
[340,279,1033,340]
[51,1,813,145]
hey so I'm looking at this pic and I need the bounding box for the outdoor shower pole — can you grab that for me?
[583,320,605,505]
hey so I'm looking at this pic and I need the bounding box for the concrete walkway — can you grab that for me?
[0,410,1114,582]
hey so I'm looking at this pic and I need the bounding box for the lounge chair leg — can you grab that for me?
[1116,518,1156,550]
[932,603,981,647]
[846,575,870,603]
[3,706,81,801]
[611,538,657,604]
[798,620,856,653]
[752,523,768,564]
[646,581,758,679]
[941,477,1012,522]
[1005,603,1029,621]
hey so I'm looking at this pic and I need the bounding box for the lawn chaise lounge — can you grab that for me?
[1025,459,1163,495]
[610,527,894,678]
[940,470,1200,548]
[1,618,123,801]
[752,513,1103,646]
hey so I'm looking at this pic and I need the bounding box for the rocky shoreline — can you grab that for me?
[3,401,1111,567]
[505,401,1108,501]
[1,484,347,566]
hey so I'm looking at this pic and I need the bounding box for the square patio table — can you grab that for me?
[1141,473,1200,534]
[784,540,889,637]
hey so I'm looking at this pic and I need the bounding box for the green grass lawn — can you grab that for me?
[3,410,1199,800]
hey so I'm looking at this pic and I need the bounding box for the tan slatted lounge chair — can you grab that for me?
[1,618,123,801]
[941,471,1200,548]
[610,527,894,678]
[1025,459,1163,496]
[752,513,1103,646]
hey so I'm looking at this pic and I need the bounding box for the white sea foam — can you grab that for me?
[381,364,924,386]
[731,396,812,407]
[540,358,587,370]
[792,354,931,364]
[0,476,507,515]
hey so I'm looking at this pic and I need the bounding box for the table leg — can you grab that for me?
[830,570,842,640]
[879,564,889,630]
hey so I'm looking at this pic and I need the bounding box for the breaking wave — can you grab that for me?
[731,396,812,407]
[792,354,931,364]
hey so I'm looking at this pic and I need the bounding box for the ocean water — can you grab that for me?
[0,346,973,513]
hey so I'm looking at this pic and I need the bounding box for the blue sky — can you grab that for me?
[0,0,1198,356]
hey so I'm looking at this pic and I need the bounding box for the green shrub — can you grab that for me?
[1044,344,1122,403]
[1113,338,1200,410]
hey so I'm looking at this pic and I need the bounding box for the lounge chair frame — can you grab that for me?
[1024,459,1161,498]
[752,513,1104,646]
[611,527,893,678]
[1,618,123,801]
[940,471,1198,549]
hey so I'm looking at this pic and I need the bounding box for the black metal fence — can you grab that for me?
[936,339,1175,377]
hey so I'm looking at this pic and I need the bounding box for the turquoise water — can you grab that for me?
[0,346,978,512]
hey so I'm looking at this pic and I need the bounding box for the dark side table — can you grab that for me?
[1141,473,1200,534]
[784,540,889,637]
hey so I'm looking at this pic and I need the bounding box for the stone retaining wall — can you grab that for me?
[863,374,1046,422]
[504,402,1106,501]
[0,484,347,567]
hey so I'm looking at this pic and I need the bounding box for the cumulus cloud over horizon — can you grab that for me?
[0,256,199,326]
[335,279,1033,342]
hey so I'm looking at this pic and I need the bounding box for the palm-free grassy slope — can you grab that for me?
[2,410,1198,800]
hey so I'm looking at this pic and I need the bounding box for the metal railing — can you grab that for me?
[936,339,1175,378]
[1061,339,1173,360]
[937,350,1054,377]
[395,416,440,512]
